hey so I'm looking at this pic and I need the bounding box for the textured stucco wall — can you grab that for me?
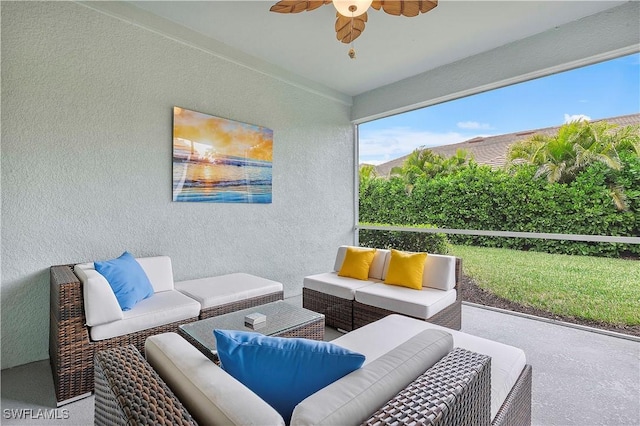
[1,2,354,368]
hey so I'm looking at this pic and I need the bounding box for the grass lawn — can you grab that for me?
[449,245,640,326]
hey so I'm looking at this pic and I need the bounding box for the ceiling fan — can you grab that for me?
[270,1,438,58]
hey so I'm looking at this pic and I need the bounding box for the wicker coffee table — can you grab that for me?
[179,300,325,362]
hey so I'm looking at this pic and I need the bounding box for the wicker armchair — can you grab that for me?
[49,265,200,405]
[95,344,516,426]
[50,263,286,405]
[94,345,197,425]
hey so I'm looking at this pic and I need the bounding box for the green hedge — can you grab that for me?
[359,156,640,258]
[358,223,450,254]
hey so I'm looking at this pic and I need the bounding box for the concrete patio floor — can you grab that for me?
[1,300,638,425]
[461,303,639,426]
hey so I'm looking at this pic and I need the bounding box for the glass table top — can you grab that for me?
[179,300,324,354]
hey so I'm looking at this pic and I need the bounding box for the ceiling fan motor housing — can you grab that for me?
[333,0,373,17]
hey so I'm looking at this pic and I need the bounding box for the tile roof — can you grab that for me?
[373,113,640,177]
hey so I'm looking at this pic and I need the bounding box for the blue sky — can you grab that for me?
[359,53,640,165]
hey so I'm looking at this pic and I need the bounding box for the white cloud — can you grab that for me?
[360,159,386,166]
[456,121,492,130]
[358,127,484,165]
[564,113,591,123]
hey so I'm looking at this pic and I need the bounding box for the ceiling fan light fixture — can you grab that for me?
[269,0,439,58]
[333,0,373,17]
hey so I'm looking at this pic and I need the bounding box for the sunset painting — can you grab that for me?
[172,107,273,203]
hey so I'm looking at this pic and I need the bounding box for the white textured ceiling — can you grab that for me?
[127,1,627,96]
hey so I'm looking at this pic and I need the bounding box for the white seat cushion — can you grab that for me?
[355,283,457,319]
[332,314,527,420]
[74,262,123,326]
[175,273,283,309]
[89,290,200,341]
[303,272,377,300]
[76,255,177,327]
[146,333,285,426]
[334,246,390,281]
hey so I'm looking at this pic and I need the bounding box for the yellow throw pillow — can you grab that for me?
[338,247,377,281]
[384,249,427,290]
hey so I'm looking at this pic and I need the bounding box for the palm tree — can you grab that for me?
[508,120,623,183]
[507,120,640,210]
[390,147,471,183]
[442,148,472,172]
[359,164,381,188]
[614,124,640,156]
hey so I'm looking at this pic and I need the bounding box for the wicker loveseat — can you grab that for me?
[49,256,283,405]
[94,315,532,425]
[303,246,462,331]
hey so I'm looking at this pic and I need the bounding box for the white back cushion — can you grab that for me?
[333,246,349,272]
[136,256,174,292]
[333,246,389,280]
[423,254,457,291]
[146,333,285,426]
[369,249,390,280]
[74,263,123,326]
[291,330,453,425]
[379,252,457,290]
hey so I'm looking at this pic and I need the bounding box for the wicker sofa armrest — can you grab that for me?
[362,347,492,426]
[94,345,197,426]
[50,265,94,404]
[50,265,85,323]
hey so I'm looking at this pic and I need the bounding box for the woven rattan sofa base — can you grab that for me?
[50,264,201,405]
[364,347,491,425]
[200,291,284,319]
[353,298,462,331]
[303,287,354,331]
[491,364,533,426]
[94,344,500,425]
[95,345,196,426]
[364,352,532,426]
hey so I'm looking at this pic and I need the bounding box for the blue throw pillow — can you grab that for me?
[94,251,154,311]
[214,330,365,423]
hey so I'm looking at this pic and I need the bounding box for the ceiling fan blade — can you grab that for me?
[270,0,331,14]
[370,0,438,17]
[335,12,368,44]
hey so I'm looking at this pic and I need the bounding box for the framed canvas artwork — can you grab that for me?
[172,106,273,203]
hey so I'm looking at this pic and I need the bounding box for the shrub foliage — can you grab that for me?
[360,122,640,258]
[359,224,451,254]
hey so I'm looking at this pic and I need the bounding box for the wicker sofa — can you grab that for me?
[303,246,462,331]
[49,256,283,405]
[94,315,532,426]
